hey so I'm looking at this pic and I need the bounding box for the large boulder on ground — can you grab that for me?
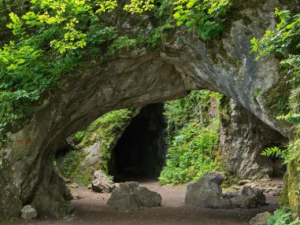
[21,205,37,220]
[230,186,266,208]
[107,188,141,211]
[92,170,115,193]
[249,212,271,225]
[107,182,162,210]
[134,187,162,207]
[185,173,231,208]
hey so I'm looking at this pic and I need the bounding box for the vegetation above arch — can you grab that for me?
[0,0,231,146]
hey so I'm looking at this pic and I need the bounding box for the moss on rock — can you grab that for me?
[57,108,139,185]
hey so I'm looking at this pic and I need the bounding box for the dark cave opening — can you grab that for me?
[109,103,167,182]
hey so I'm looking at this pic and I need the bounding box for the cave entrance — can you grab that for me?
[109,103,167,182]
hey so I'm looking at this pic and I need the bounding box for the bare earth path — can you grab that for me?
[10,179,280,225]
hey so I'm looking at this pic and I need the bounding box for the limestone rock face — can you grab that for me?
[249,212,271,225]
[219,98,287,179]
[107,182,162,210]
[92,170,115,193]
[21,205,37,220]
[0,0,295,218]
[30,168,74,218]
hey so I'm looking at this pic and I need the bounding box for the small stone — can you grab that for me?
[63,178,71,183]
[70,183,78,188]
[92,170,115,193]
[238,180,251,186]
[272,191,281,196]
[73,193,83,200]
[21,205,37,220]
[87,184,92,189]
[232,185,240,190]
[260,175,272,182]
[249,212,271,225]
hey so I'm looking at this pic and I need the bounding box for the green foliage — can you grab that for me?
[159,90,222,185]
[173,0,230,40]
[285,139,300,164]
[124,0,155,14]
[251,9,300,116]
[261,146,287,160]
[251,9,300,60]
[0,0,231,146]
[73,130,85,144]
[278,113,300,124]
[252,9,300,219]
[252,88,262,98]
[267,209,300,225]
[164,90,213,141]
[58,150,81,178]
[147,24,175,48]
[0,216,19,223]
[77,108,138,175]
[159,121,220,185]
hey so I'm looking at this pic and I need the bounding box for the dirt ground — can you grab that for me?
[10,178,281,225]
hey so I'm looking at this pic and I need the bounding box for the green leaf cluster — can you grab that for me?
[268,209,300,225]
[159,90,222,185]
[261,146,287,160]
[173,0,230,40]
[159,122,220,185]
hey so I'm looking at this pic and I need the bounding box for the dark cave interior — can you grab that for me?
[109,103,167,182]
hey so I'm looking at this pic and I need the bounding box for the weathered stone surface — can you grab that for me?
[249,212,271,225]
[134,187,162,207]
[186,173,266,209]
[107,189,141,211]
[0,0,296,217]
[107,182,161,210]
[230,186,266,208]
[219,98,287,179]
[30,169,74,218]
[21,205,37,220]
[185,173,225,208]
[242,186,266,205]
[92,170,115,193]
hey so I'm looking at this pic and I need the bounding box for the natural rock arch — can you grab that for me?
[0,0,293,218]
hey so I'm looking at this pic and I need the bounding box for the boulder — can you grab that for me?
[230,186,266,208]
[107,189,141,211]
[92,170,115,193]
[241,186,266,206]
[185,173,227,208]
[230,195,257,208]
[21,205,37,220]
[249,212,271,225]
[134,187,162,207]
[107,182,162,210]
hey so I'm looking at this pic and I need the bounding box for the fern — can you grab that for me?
[278,113,300,124]
[261,146,287,160]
